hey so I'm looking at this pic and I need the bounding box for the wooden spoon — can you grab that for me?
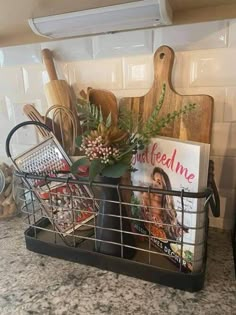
[88,89,118,125]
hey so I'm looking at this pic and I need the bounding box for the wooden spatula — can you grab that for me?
[23,104,62,143]
[23,104,50,138]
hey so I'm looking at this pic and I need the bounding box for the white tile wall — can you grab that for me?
[0,67,24,98]
[211,122,236,157]
[41,37,93,61]
[189,49,236,87]
[10,101,38,145]
[67,58,123,96]
[228,19,236,47]
[122,55,153,89]
[0,97,14,146]
[209,189,236,230]
[211,156,236,190]
[154,20,228,51]
[0,44,41,67]
[93,30,153,58]
[224,87,236,122]
[21,65,47,103]
[171,52,190,89]
[0,19,236,230]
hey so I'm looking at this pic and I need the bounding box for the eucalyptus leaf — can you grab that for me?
[71,157,89,174]
[75,135,83,148]
[99,105,104,123]
[106,112,112,127]
[101,162,129,178]
[89,159,105,181]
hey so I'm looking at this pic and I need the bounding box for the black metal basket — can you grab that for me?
[15,158,219,292]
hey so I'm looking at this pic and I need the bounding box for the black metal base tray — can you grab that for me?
[24,218,206,292]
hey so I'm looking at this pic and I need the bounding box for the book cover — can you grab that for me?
[130,136,210,272]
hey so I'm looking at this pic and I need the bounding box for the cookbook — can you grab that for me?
[130,136,210,272]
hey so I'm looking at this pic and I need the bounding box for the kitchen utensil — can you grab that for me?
[23,104,62,143]
[119,45,213,143]
[23,104,49,138]
[44,105,78,155]
[41,48,81,151]
[5,121,97,243]
[88,88,118,125]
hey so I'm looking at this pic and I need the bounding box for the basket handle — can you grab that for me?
[208,160,220,217]
[5,121,52,158]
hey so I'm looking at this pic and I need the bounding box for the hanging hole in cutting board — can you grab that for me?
[160,53,165,59]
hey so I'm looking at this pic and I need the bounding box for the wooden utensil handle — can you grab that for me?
[41,49,58,81]
[153,45,174,88]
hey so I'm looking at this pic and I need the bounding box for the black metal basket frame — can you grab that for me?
[15,158,220,292]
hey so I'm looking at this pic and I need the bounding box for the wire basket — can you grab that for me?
[15,159,219,292]
[6,121,220,292]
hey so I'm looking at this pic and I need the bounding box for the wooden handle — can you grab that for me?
[153,45,175,89]
[23,104,50,138]
[41,49,58,81]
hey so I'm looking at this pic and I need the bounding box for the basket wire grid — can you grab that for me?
[6,122,220,291]
[15,168,217,279]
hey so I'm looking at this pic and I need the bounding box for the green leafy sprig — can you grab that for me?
[72,84,196,180]
[77,102,111,131]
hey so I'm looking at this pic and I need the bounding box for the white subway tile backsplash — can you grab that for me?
[211,156,236,190]
[122,55,153,89]
[93,30,153,59]
[0,97,14,147]
[209,189,236,230]
[218,189,236,219]
[0,44,41,67]
[189,49,236,87]
[171,52,190,89]
[224,87,236,122]
[41,37,93,61]
[176,87,225,122]
[228,19,236,47]
[10,101,38,145]
[67,58,123,95]
[211,122,236,156]
[21,65,47,100]
[154,20,228,52]
[0,67,24,98]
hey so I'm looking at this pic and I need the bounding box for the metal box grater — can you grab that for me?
[6,121,97,246]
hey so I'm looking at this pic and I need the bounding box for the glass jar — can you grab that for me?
[0,163,21,219]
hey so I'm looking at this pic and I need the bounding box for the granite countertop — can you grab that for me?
[0,217,236,315]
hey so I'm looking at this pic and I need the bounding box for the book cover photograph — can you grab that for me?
[130,137,210,272]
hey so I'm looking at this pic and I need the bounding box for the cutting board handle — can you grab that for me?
[42,49,58,81]
[153,45,175,89]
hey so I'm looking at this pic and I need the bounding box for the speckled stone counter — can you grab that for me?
[0,217,236,315]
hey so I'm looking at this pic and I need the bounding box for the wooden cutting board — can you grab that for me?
[119,45,213,144]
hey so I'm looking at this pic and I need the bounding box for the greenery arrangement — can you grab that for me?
[71,84,196,180]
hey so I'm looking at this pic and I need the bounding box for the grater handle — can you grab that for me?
[5,121,52,158]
